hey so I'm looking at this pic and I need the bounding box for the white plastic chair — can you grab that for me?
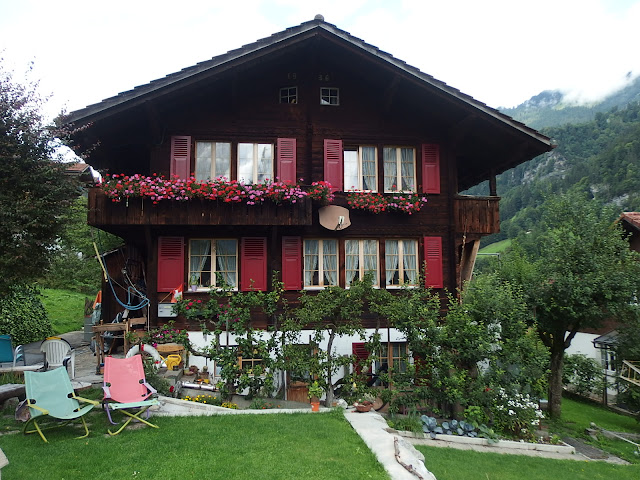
[40,338,75,379]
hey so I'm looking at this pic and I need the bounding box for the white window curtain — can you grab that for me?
[323,240,338,286]
[345,240,359,285]
[383,147,397,191]
[361,147,376,191]
[257,144,273,183]
[190,240,212,286]
[215,239,237,287]
[238,143,253,183]
[215,142,231,180]
[403,240,417,284]
[363,240,378,282]
[400,148,415,192]
[385,240,399,285]
[195,142,212,181]
[304,240,319,286]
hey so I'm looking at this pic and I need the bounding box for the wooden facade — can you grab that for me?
[69,18,552,326]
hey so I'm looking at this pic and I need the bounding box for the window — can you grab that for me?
[385,239,418,287]
[344,146,377,191]
[345,239,379,287]
[384,147,416,192]
[377,342,408,373]
[601,349,616,372]
[195,142,231,181]
[238,143,274,184]
[320,87,339,105]
[303,239,338,288]
[280,86,297,104]
[189,239,238,289]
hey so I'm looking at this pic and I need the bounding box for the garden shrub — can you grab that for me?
[0,284,53,344]
[563,353,604,397]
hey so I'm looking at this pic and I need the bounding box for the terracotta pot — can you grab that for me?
[311,401,320,412]
[355,403,372,412]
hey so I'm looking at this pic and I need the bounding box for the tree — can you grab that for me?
[0,61,77,295]
[499,192,640,417]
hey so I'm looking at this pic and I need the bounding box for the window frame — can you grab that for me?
[195,141,231,181]
[188,238,238,291]
[377,342,408,373]
[279,86,298,104]
[344,145,378,192]
[345,239,379,287]
[383,146,416,193]
[320,87,339,106]
[385,239,419,288]
[303,239,339,289]
[237,142,274,184]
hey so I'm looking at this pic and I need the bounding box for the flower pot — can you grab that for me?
[311,401,320,412]
[190,285,198,292]
[354,403,372,412]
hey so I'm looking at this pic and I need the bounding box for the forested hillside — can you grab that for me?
[469,99,640,244]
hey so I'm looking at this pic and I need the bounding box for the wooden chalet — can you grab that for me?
[66,16,553,327]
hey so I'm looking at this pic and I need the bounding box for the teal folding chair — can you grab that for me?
[23,368,98,443]
[0,334,25,368]
[102,355,159,435]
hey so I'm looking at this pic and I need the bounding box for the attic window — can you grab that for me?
[320,87,339,106]
[280,87,297,104]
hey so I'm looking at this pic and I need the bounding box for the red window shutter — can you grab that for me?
[170,135,191,180]
[324,139,343,192]
[241,237,267,291]
[277,138,297,183]
[423,236,443,288]
[421,143,440,194]
[282,236,302,290]
[157,236,184,292]
[352,343,369,374]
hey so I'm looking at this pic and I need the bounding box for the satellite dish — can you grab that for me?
[318,205,351,231]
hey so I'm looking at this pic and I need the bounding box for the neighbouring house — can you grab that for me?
[66,16,553,386]
[565,212,640,403]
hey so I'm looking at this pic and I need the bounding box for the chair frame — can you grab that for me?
[23,368,98,443]
[40,337,75,379]
[0,334,25,368]
[102,355,159,435]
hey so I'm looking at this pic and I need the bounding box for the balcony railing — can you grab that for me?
[454,195,500,235]
[87,188,313,227]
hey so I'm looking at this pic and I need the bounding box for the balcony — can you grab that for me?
[454,195,500,235]
[87,188,313,227]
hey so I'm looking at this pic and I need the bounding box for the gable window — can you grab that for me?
[384,147,416,192]
[280,86,297,104]
[385,239,418,287]
[238,143,274,184]
[195,142,231,181]
[303,239,338,288]
[189,239,238,289]
[345,239,379,287]
[320,87,339,106]
[344,146,377,191]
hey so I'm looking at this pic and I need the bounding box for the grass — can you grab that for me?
[550,395,640,464]
[479,238,512,254]
[0,398,387,480]
[416,445,639,480]
[40,288,88,335]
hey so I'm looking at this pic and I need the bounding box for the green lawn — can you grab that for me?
[0,405,387,480]
[479,238,512,254]
[40,288,88,335]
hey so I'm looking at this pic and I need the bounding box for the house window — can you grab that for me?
[344,146,377,191]
[280,86,297,104]
[320,87,339,106]
[303,239,338,288]
[384,147,416,192]
[345,239,379,287]
[189,239,238,289]
[238,143,274,184]
[601,349,616,372]
[377,342,408,373]
[385,239,418,287]
[195,142,231,181]
[239,352,263,371]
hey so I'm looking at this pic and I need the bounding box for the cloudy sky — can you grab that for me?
[1,0,639,120]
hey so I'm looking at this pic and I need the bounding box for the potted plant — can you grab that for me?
[307,380,323,412]
[354,394,375,412]
[189,274,200,292]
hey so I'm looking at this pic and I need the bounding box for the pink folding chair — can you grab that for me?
[102,355,159,435]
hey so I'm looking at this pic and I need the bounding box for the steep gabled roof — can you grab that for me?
[67,15,553,189]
